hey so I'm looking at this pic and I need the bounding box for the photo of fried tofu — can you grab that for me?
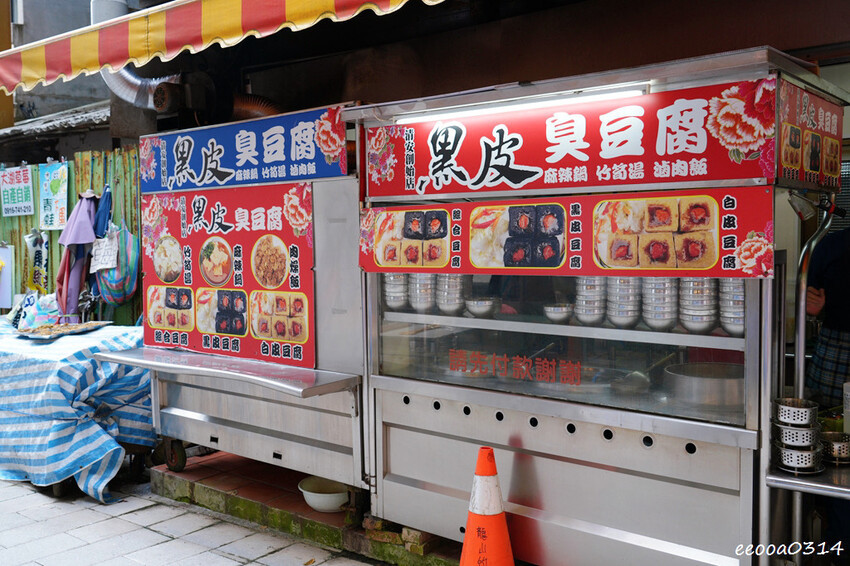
[273,292,290,316]
[376,239,401,266]
[644,198,678,232]
[678,197,716,233]
[271,316,288,340]
[781,123,801,169]
[288,316,307,342]
[803,130,821,173]
[290,294,306,316]
[674,232,717,269]
[177,309,193,330]
[606,234,638,267]
[823,137,840,177]
[164,308,178,329]
[422,239,448,267]
[256,315,271,338]
[400,239,422,266]
[638,233,676,268]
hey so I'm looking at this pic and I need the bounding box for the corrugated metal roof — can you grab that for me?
[0,100,109,139]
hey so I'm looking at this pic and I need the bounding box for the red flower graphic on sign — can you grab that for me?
[283,183,313,247]
[734,223,774,277]
[315,106,347,174]
[706,77,776,165]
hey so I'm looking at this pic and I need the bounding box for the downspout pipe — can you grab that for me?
[91,0,181,110]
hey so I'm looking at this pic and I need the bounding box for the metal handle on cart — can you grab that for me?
[790,193,836,566]
[794,194,837,398]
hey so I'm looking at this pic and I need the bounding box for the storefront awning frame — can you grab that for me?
[0,0,444,94]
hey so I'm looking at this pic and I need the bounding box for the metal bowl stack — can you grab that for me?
[771,398,823,474]
[678,277,717,334]
[436,274,469,316]
[606,277,641,328]
[718,278,745,337]
[641,277,678,331]
[383,273,408,311]
[407,273,436,313]
[574,276,607,326]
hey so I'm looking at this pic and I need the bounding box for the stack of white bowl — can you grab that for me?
[408,273,436,313]
[679,278,718,334]
[436,274,469,316]
[383,273,408,311]
[641,277,678,331]
[719,279,745,337]
[606,277,642,328]
[574,276,607,326]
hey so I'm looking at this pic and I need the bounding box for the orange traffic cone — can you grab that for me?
[460,446,514,566]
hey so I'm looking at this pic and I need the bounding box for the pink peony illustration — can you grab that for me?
[368,126,404,185]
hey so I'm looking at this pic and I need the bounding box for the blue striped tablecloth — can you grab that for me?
[0,319,153,503]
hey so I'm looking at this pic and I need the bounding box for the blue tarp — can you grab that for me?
[0,320,153,502]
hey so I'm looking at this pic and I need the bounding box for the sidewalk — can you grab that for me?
[0,467,383,566]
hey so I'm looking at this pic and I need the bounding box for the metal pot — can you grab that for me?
[661,363,744,407]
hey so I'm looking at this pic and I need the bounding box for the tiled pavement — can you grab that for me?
[0,467,383,566]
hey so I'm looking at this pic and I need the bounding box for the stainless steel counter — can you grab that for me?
[94,347,360,398]
[766,466,850,500]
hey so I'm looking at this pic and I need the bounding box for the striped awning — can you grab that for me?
[0,0,444,94]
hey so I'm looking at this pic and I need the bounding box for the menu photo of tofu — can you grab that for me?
[594,195,719,270]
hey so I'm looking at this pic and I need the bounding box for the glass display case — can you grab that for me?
[376,273,758,428]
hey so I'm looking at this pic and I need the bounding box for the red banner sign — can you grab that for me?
[359,187,774,278]
[777,78,843,188]
[142,182,316,367]
[367,78,779,197]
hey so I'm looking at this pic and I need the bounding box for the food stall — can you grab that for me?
[96,106,368,489]
[346,47,849,565]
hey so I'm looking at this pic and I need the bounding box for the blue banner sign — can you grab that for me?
[140,106,348,194]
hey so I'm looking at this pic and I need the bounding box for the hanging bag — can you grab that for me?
[95,221,140,306]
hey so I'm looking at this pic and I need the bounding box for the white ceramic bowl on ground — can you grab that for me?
[298,476,349,513]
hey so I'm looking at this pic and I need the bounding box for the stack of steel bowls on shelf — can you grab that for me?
[436,274,469,316]
[383,273,408,311]
[718,278,745,337]
[574,276,607,326]
[678,277,718,334]
[641,277,678,331]
[771,398,823,474]
[606,277,642,329]
[407,273,436,313]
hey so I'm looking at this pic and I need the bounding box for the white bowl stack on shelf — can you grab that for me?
[678,277,718,334]
[436,274,470,316]
[606,277,642,329]
[574,276,607,326]
[383,273,408,311]
[408,273,436,313]
[641,277,678,331]
[718,278,745,337]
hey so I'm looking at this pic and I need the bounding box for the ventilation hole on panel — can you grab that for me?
[566,423,577,434]
[495,411,504,421]
[459,526,466,534]
[402,396,410,405]
[463,405,471,416]
[529,417,539,428]
[642,435,654,448]
[685,442,697,454]
[432,400,441,411]
[602,428,614,441]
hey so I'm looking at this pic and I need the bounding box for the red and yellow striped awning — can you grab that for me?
[0,0,443,94]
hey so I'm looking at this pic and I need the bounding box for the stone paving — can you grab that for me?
[0,472,383,566]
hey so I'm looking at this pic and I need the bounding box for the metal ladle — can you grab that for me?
[611,352,677,394]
